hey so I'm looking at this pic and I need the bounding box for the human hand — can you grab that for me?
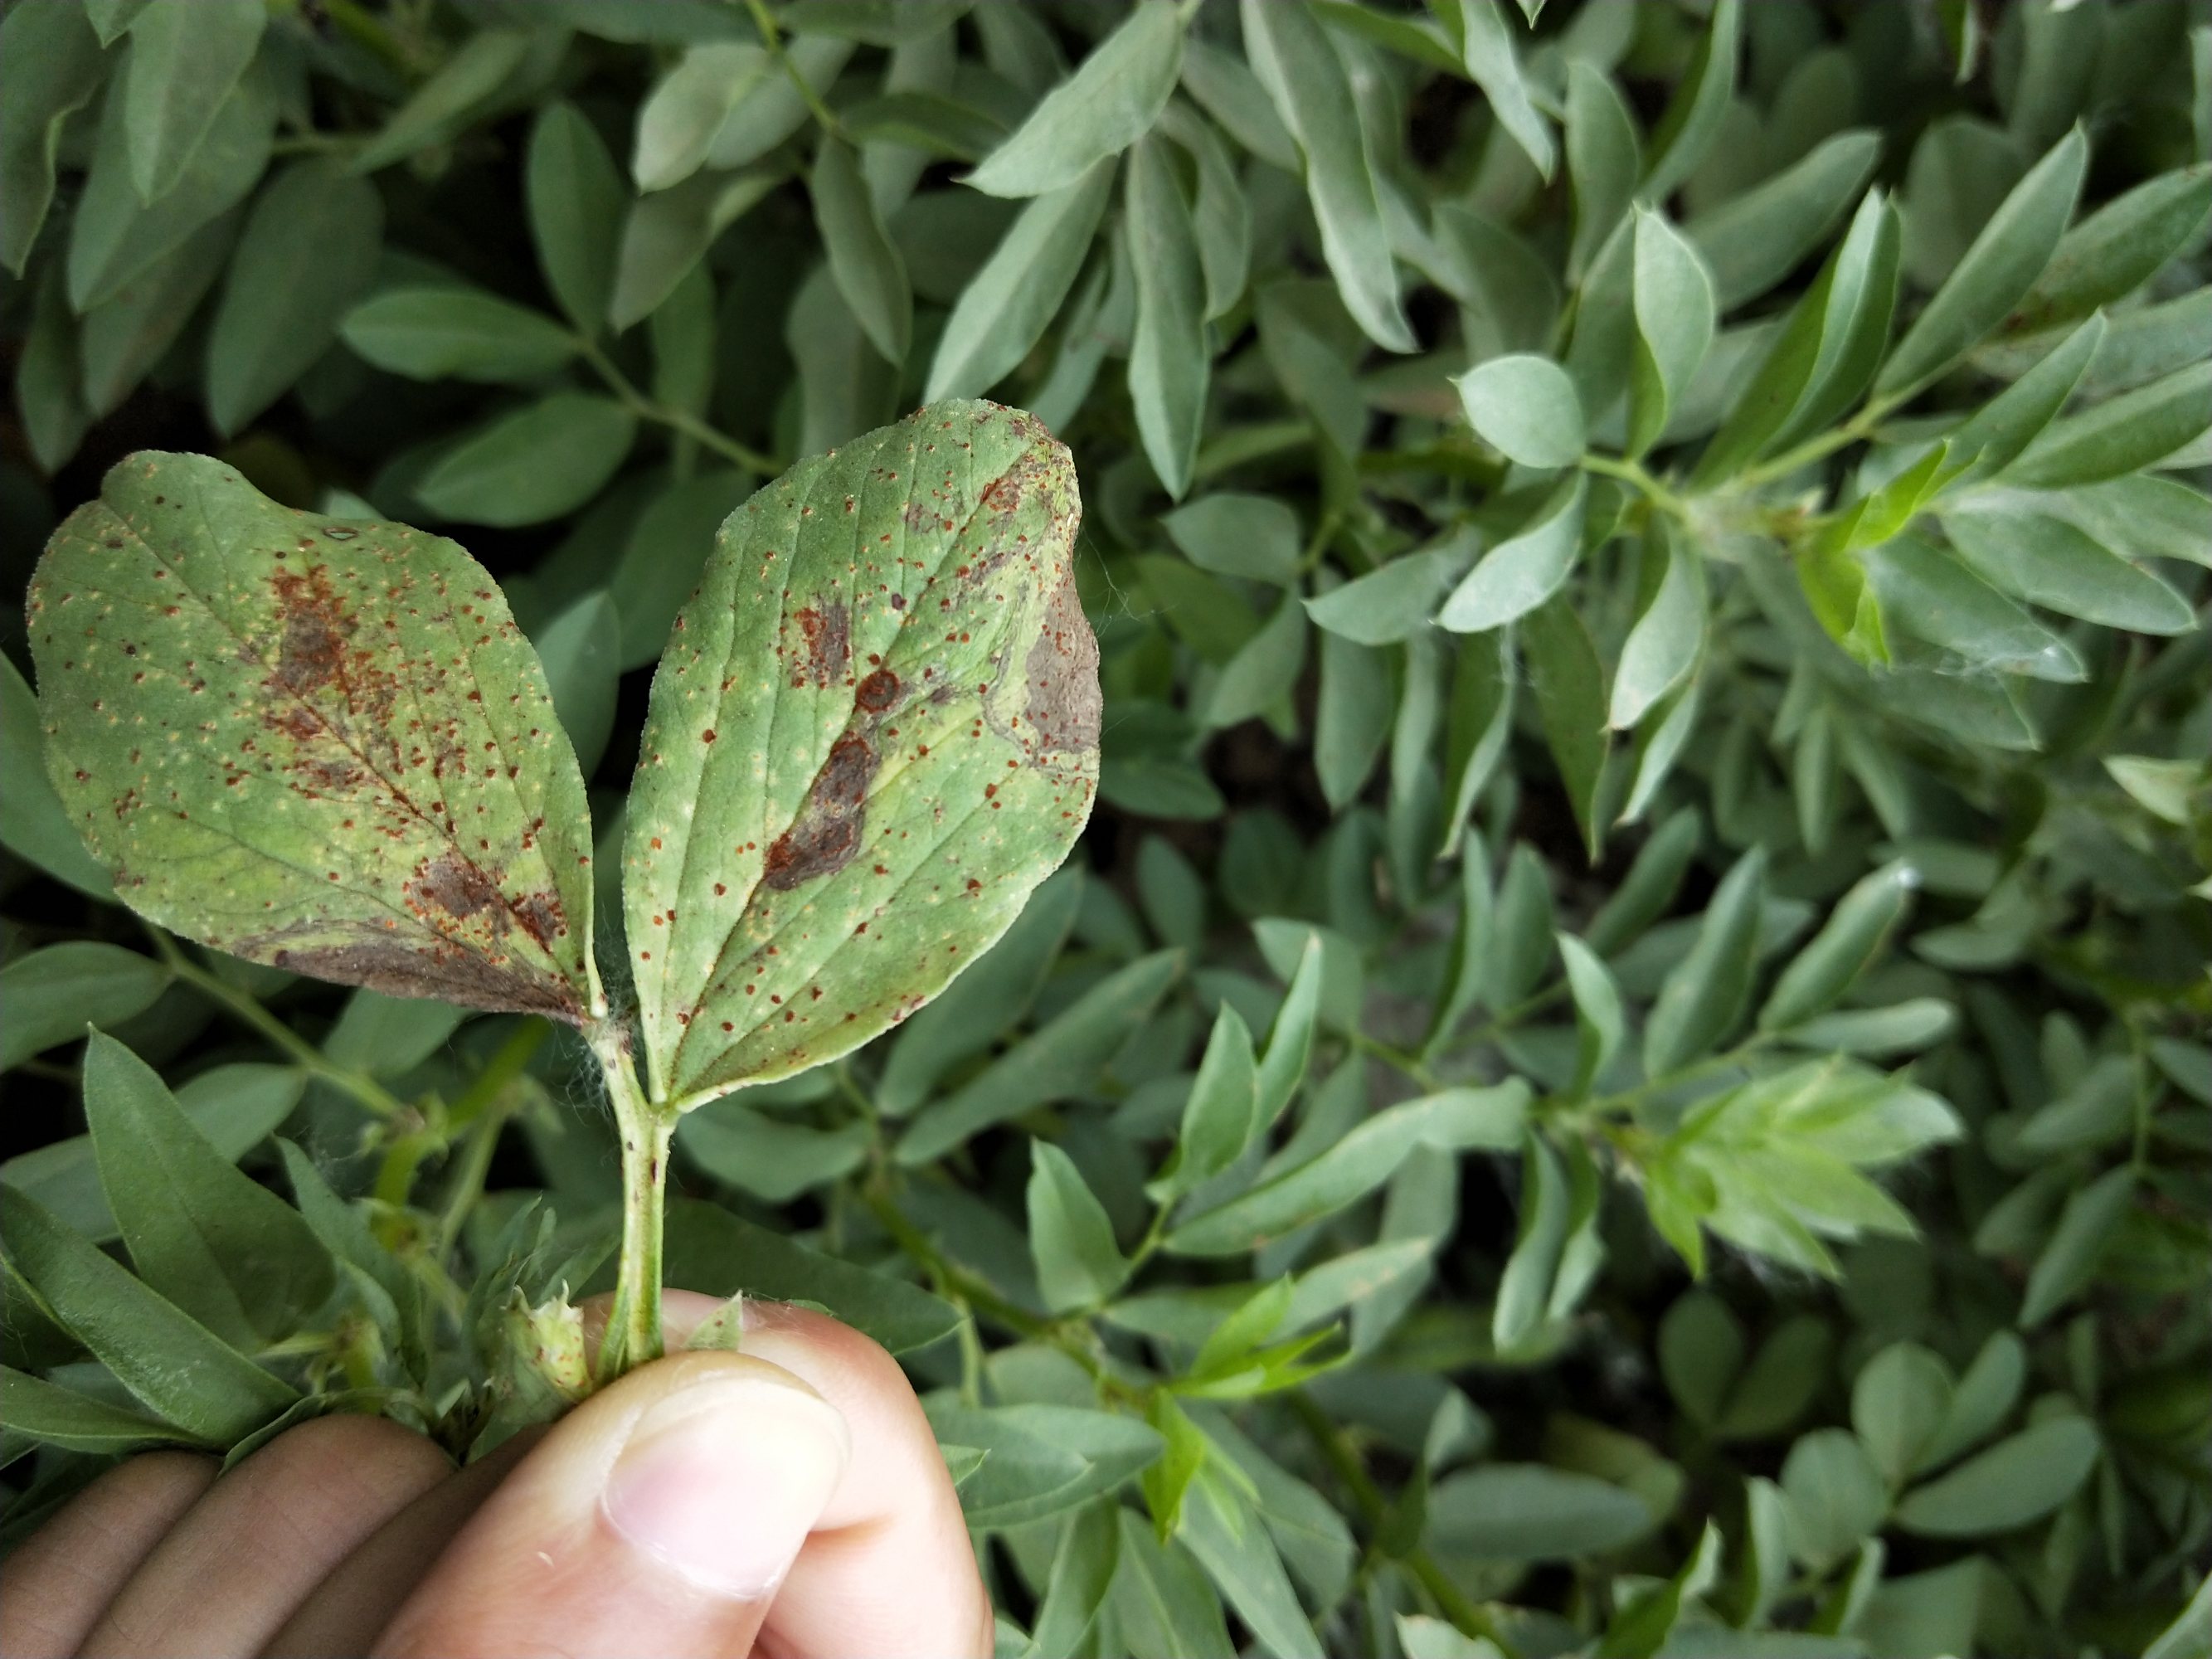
[1,1292,993,1658]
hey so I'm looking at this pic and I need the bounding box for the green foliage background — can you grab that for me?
[3,2,2210,1655]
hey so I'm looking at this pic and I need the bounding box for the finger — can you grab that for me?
[259,1428,542,1658]
[0,1451,216,1659]
[372,1346,850,1659]
[78,1413,451,1658]
[661,1293,994,1659]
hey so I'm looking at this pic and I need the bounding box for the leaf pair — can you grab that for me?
[30,400,1101,1112]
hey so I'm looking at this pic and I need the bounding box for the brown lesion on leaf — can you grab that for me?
[761,733,877,892]
[241,925,586,1021]
[854,668,900,712]
[1023,572,1101,759]
[408,851,505,922]
[792,601,850,688]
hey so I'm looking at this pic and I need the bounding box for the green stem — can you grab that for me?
[149,932,409,1120]
[1733,393,1905,490]
[435,1070,536,1262]
[1579,452,1693,523]
[742,0,844,137]
[592,1024,673,1383]
[1287,1394,1519,1656]
[576,339,782,475]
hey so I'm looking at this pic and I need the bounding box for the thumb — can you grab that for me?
[372,1350,849,1659]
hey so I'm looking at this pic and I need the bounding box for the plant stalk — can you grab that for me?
[591,1024,673,1383]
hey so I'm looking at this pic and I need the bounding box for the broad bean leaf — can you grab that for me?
[0,1184,299,1444]
[0,943,170,1071]
[1243,0,1414,353]
[1879,128,2087,398]
[1168,1082,1528,1256]
[526,102,625,336]
[120,0,265,206]
[1891,1415,2101,1536]
[926,159,1116,402]
[0,0,108,276]
[341,287,581,384]
[1456,354,1585,469]
[964,0,1181,197]
[29,455,601,1024]
[625,400,1099,1107]
[83,1034,333,1348]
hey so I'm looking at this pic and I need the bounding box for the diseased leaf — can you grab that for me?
[965,0,1182,197]
[626,401,1099,1108]
[29,454,601,1024]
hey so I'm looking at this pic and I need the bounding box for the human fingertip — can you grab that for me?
[598,1360,850,1599]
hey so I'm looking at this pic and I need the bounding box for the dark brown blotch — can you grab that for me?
[761,734,877,892]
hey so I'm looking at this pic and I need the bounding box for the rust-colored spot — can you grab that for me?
[980,474,1021,513]
[854,668,899,712]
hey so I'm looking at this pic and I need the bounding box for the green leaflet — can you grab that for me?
[0,0,109,276]
[964,0,1182,198]
[30,455,601,1024]
[926,158,1116,403]
[1242,0,1414,353]
[83,1034,333,1347]
[120,0,264,206]
[625,401,1100,1107]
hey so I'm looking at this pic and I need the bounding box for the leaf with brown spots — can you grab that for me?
[28,454,601,1023]
[625,399,1100,1108]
